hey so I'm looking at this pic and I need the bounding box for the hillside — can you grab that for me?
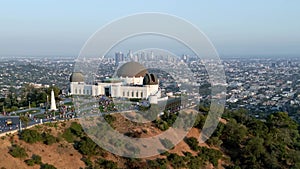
[0,109,299,169]
[0,117,226,169]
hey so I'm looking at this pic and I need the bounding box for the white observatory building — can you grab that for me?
[69,62,161,103]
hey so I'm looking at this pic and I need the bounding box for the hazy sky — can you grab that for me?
[0,1,299,57]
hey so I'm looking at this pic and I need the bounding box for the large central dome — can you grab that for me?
[70,72,84,82]
[116,62,148,77]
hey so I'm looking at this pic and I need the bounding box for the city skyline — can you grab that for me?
[0,1,299,57]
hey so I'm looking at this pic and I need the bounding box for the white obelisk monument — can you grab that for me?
[49,89,57,111]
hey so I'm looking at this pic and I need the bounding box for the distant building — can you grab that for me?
[115,52,124,66]
[182,54,188,63]
[127,50,133,61]
[69,62,161,104]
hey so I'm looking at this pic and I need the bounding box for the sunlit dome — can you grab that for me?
[70,72,84,82]
[116,62,148,77]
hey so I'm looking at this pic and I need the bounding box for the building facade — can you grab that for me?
[69,62,161,102]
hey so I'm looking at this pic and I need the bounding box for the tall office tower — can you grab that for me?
[115,52,124,66]
[150,51,154,60]
[127,50,133,61]
[182,54,188,63]
[141,51,147,60]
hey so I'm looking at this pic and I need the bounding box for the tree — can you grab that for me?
[74,136,103,156]
[37,92,47,104]
[221,119,247,149]
[167,153,186,169]
[155,119,169,131]
[187,156,205,169]
[20,115,30,128]
[206,136,223,147]
[267,112,298,130]
[47,86,60,99]
[197,147,223,167]
[193,114,206,129]
[240,137,266,167]
[147,158,168,169]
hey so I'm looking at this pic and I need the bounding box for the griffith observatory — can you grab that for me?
[69,62,162,104]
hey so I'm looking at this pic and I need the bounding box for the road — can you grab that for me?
[0,109,76,134]
[0,97,197,135]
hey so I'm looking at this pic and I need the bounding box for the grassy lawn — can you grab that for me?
[15,110,40,116]
[64,102,74,106]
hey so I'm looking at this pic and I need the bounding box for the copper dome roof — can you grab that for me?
[70,72,84,82]
[116,62,148,77]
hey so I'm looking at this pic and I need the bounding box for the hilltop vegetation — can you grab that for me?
[220,110,300,169]
[0,108,299,169]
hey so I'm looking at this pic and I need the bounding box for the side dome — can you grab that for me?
[143,73,158,85]
[116,62,148,77]
[70,72,84,82]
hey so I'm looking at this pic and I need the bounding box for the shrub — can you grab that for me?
[81,157,93,168]
[104,115,116,125]
[193,114,206,129]
[160,112,178,126]
[31,154,42,164]
[74,136,103,156]
[125,142,140,155]
[184,137,200,151]
[69,122,83,137]
[94,158,118,169]
[40,163,57,169]
[42,133,57,145]
[125,158,146,169]
[147,158,168,169]
[206,136,223,147]
[9,144,28,158]
[62,128,75,143]
[24,154,42,166]
[198,147,223,167]
[109,138,124,148]
[155,120,169,131]
[124,131,142,138]
[24,159,35,166]
[187,156,205,169]
[20,129,42,143]
[160,138,174,150]
[167,153,186,168]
